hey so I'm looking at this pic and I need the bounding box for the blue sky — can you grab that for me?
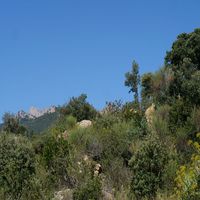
[0,0,200,119]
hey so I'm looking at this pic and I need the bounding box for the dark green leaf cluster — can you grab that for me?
[73,177,102,200]
[125,60,140,103]
[61,94,98,122]
[130,139,168,199]
[42,135,71,186]
[0,134,35,199]
[2,113,27,135]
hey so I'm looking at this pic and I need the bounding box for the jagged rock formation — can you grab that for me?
[15,106,59,133]
[17,106,56,119]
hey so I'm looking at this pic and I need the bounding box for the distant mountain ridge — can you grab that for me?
[17,106,56,119]
[20,111,60,133]
[13,106,59,133]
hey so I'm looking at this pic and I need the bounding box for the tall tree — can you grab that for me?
[125,60,140,103]
[60,94,98,121]
[165,28,200,70]
[2,113,27,135]
[165,28,200,105]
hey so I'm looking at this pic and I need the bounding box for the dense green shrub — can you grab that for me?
[130,138,168,199]
[98,122,132,165]
[73,177,102,200]
[169,99,192,132]
[175,134,200,200]
[68,119,134,191]
[61,94,98,121]
[141,68,172,107]
[66,115,77,129]
[70,120,131,165]
[162,158,179,191]
[174,125,194,164]
[105,158,132,190]
[102,100,123,116]
[151,105,171,138]
[20,163,54,200]
[49,115,77,139]
[0,134,35,199]
[2,113,27,135]
[121,101,141,122]
[187,107,200,133]
[94,114,120,130]
[182,71,200,105]
[42,135,71,186]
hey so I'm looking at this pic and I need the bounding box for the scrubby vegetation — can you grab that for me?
[1,28,200,199]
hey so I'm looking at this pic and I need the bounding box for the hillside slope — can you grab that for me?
[19,111,60,133]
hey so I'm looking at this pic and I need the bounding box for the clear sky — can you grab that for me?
[0,0,200,119]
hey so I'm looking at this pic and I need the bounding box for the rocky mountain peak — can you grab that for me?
[17,106,56,119]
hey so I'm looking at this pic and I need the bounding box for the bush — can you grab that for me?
[187,107,200,133]
[182,71,200,106]
[61,94,98,122]
[94,114,120,130]
[42,135,70,186]
[151,105,171,138]
[162,155,179,192]
[105,158,132,190]
[169,99,192,132]
[66,115,77,129]
[121,101,141,122]
[20,164,54,200]
[50,115,77,138]
[73,177,102,200]
[0,134,35,199]
[174,133,200,200]
[98,122,132,166]
[2,112,27,135]
[101,100,123,116]
[130,138,168,199]
[175,126,193,161]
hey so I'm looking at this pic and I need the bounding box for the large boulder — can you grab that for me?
[102,190,114,200]
[77,120,92,128]
[53,189,73,200]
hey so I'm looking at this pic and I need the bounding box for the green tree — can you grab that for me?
[0,134,35,199]
[165,28,200,70]
[141,73,153,99]
[181,70,200,105]
[141,67,172,107]
[42,135,71,186]
[168,98,192,132]
[130,138,168,199]
[2,113,27,135]
[141,73,153,107]
[125,60,140,103]
[61,94,98,122]
[165,28,200,103]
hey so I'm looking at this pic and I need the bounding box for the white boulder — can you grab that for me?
[77,120,92,128]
